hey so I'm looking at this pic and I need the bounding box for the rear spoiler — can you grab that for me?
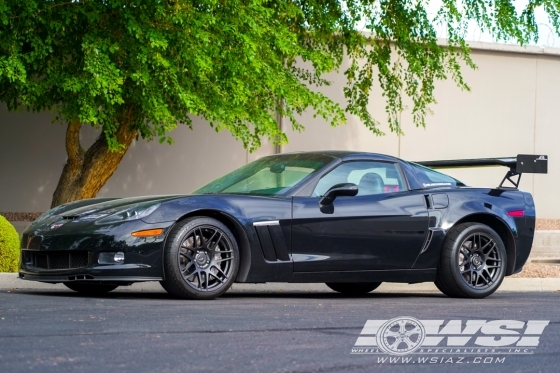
[416,154,548,189]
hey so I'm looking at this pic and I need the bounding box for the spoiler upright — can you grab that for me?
[416,154,548,189]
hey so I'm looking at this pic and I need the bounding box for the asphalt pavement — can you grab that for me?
[0,278,559,373]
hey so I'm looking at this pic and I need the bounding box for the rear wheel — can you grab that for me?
[435,223,506,298]
[161,217,239,300]
[64,283,118,295]
[326,282,382,295]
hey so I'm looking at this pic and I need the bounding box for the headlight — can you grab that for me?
[95,202,161,224]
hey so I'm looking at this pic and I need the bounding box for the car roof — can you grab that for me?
[278,150,403,163]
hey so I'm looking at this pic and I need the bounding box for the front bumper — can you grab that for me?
[19,219,175,284]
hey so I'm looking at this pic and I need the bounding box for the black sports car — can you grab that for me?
[19,151,547,299]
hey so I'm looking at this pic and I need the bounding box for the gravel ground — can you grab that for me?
[511,263,560,278]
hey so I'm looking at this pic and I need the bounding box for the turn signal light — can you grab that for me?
[131,228,164,237]
[507,210,525,217]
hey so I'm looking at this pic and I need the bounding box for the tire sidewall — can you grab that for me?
[164,217,239,299]
[447,224,507,298]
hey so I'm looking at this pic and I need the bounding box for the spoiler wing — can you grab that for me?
[416,154,548,189]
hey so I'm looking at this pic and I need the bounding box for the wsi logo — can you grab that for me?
[353,317,549,356]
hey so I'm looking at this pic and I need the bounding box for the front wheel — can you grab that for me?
[161,217,239,300]
[64,283,118,295]
[326,282,382,295]
[435,223,507,298]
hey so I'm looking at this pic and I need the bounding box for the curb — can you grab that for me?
[1,273,558,293]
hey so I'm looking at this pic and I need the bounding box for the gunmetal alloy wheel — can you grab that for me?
[162,217,239,300]
[457,232,503,290]
[435,223,507,298]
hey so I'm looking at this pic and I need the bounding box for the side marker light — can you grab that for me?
[131,228,164,237]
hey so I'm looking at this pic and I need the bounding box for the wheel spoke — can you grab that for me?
[482,242,496,255]
[205,229,219,247]
[214,257,232,264]
[486,270,494,284]
[398,320,407,333]
[211,265,229,280]
[203,271,209,290]
[209,232,223,252]
[405,326,421,336]
[470,270,478,286]
[182,261,196,274]
[388,338,402,349]
[189,234,198,249]
[197,228,205,246]
[384,330,401,338]
[477,234,484,251]
[402,336,415,348]
[209,271,225,284]
[195,271,203,289]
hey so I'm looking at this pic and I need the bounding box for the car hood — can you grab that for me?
[33,195,185,227]
[62,195,184,218]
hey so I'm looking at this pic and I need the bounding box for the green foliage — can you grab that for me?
[0,0,558,149]
[0,215,20,272]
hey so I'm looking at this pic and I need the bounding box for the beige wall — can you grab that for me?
[0,42,558,217]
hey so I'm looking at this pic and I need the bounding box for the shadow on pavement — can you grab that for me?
[3,288,448,301]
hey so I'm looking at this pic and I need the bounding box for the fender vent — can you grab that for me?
[253,221,290,262]
[420,229,434,254]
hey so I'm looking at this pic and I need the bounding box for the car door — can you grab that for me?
[291,160,429,272]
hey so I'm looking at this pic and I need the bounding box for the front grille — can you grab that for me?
[23,251,89,270]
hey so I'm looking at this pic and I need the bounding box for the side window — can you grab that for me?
[409,163,465,188]
[312,161,406,197]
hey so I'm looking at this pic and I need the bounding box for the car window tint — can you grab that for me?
[222,167,310,194]
[409,163,466,188]
[313,161,405,197]
[193,153,333,196]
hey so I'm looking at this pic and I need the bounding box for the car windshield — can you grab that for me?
[193,154,334,196]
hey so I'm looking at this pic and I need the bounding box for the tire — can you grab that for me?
[325,282,382,295]
[435,223,507,298]
[64,283,118,295]
[161,217,239,300]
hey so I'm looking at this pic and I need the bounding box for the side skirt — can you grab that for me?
[291,269,436,283]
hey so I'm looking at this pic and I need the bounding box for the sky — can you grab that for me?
[433,0,560,48]
[355,0,560,49]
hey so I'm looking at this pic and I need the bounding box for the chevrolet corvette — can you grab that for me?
[19,151,547,299]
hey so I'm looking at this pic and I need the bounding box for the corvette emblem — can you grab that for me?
[50,223,64,230]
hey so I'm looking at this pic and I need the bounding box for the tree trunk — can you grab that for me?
[51,110,137,208]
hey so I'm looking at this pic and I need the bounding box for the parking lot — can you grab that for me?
[1,285,559,373]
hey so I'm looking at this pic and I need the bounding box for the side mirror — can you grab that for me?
[319,183,358,206]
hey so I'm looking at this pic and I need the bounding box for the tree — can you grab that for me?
[0,0,558,207]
